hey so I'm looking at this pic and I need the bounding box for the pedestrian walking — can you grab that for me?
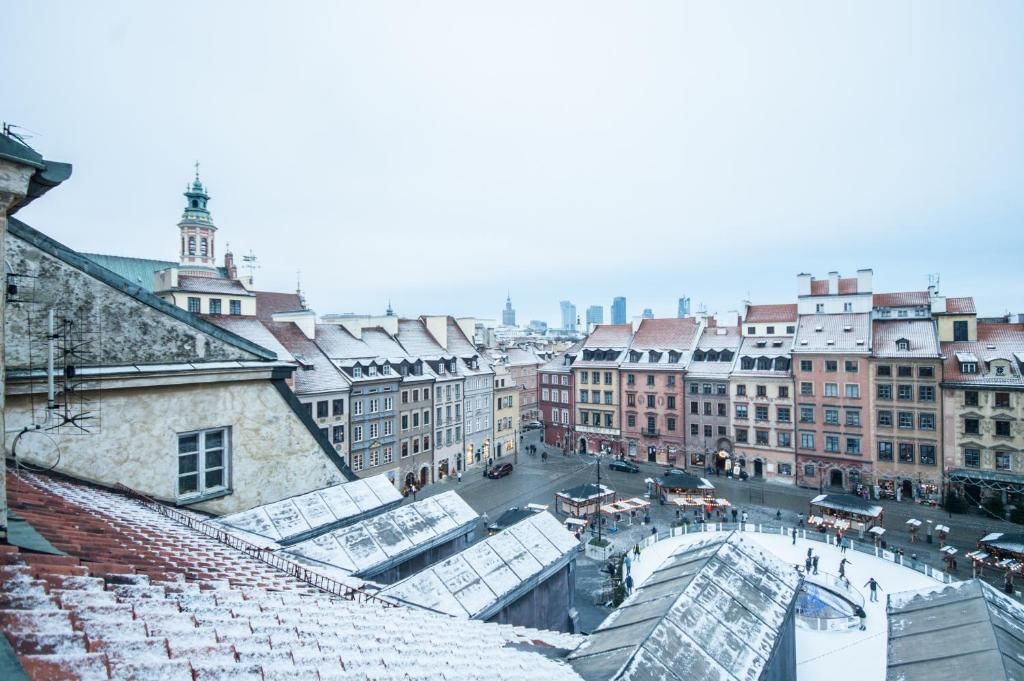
[625,574,634,594]
[1005,569,1015,595]
[791,527,797,545]
[776,509,782,521]
[864,578,882,602]
[731,508,738,522]
[805,556,813,573]
[741,511,748,531]
[633,544,641,559]
[624,555,631,576]
[807,547,813,559]
[812,554,819,575]
[457,471,462,483]
[798,513,805,528]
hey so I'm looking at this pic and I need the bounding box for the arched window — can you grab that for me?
[200,238,208,256]
[740,357,755,370]
[756,356,773,370]
[191,199,198,208]
[188,236,196,255]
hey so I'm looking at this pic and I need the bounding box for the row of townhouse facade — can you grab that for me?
[538,269,1024,504]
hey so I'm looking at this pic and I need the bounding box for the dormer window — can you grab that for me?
[400,364,409,376]
[962,362,977,374]
[352,365,363,378]
[996,365,1006,376]
[368,364,378,376]
[707,350,719,361]
[381,364,391,375]
[896,339,910,351]
[741,357,755,370]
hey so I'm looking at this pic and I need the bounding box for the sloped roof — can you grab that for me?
[280,491,479,579]
[629,318,700,351]
[871,319,940,358]
[173,274,252,295]
[314,323,374,360]
[255,290,305,323]
[583,324,635,349]
[941,323,1024,385]
[379,512,579,619]
[80,253,177,291]
[887,580,1024,681]
[792,313,871,353]
[809,493,882,518]
[213,474,402,546]
[2,471,584,680]
[396,318,451,358]
[744,304,798,323]
[263,322,350,394]
[202,316,295,362]
[873,291,929,308]
[945,296,976,314]
[568,532,800,681]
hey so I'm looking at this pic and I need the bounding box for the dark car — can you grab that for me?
[608,459,640,473]
[487,463,514,479]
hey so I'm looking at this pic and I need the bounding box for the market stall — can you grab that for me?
[654,473,715,504]
[969,533,1024,576]
[808,494,884,536]
[600,497,650,523]
[555,483,615,518]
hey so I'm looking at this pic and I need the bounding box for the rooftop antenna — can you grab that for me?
[296,270,306,309]
[241,250,259,278]
[928,273,940,293]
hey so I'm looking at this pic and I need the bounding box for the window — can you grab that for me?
[777,406,791,423]
[964,391,979,406]
[604,413,613,428]
[369,398,379,414]
[667,417,676,431]
[896,339,909,351]
[898,412,914,429]
[843,302,853,312]
[592,390,600,403]
[541,388,549,402]
[918,366,934,378]
[898,443,914,463]
[996,452,1011,470]
[627,414,636,428]
[965,418,979,434]
[824,383,839,397]
[703,402,712,415]
[800,431,815,449]
[777,462,793,476]
[580,372,588,384]
[689,383,699,394]
[581,412,590,425]
[667,396,676,409]
[845,360,858,372]
[877,384,892,400]
[580,391,588,403]
[646,395,655,408]
[747,326,756,335]
[845,384,860,399]
[799,406,814,423]
[646,375,655,386]
[736,384,747,397]
[353,400,363,416]
[303,403,313,418]
[800,360,813,372]
[187,236,196,255]
[877,365,891,377]
[229,300,241,316]
[704,425,713,438]
[766,326,775,335]
[717,403,727,417]
[412,412,419,428]
[756,385,767,397]
[917,385,935,402]
[919,445,936,465]
[896,385,912,400]
[825,360,838,373]
[716,384,727,395]
[592,372,600,383]
[964,448,980,467]
[897,366,913,378]
[718,426,727,436]
[953,320,968,342]
[996,392,1011,408]
[423,435,430,451]
[604,372,613,384]
[825,435,839,452]
[177,428,229,499]
[690,401,698,414]
[368,423,379,438]
[843,410,860,427]
[332,399,345,416]
[778,432,792,448]
[605,392,614,405]
[803,463,816,477]
[800,382,813,396]
[755,405,768,421]
[646,416,656,432]
[691,423,699,436]
[756,430,769,445]
[786,325,796,334]
[332,425,345,443]
[846,437,861,454]
[735,404,749,419]
[187,297,201,313]
[702,384,712,394]
[627,373,635,386]
[816,303,824,313]
[877,440,894,461]
[667,375,676,387]
[316,401,329,418]
[824,408,839,425]
[778,386,789,398]
[878,410,892,427]
[736,429,748,443]
[996,421,1011,437]
[919,413,935,430]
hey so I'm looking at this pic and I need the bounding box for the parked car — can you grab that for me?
[608,459,640,473]
[487,463,514,479]
[523,420,544,430]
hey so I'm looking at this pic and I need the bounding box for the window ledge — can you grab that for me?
[176,488,232,506]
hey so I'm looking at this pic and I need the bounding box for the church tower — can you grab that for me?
[178,163,218,274]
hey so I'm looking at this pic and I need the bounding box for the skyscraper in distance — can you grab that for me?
[677,297,691,318]
[641,308,654,319]
[611,297,627,325]
[502,293,516,326]
[586,305,604,326]
[560,300,576,331]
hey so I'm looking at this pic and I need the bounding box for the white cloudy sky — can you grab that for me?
[3,1,1022,326]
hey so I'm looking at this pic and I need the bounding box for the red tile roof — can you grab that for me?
[254,291,305,324]
[582,324,634,349]
[630,318,700,350]
[946,297,976,315]
[1,472,584,680]
[873,291,929,308]
[809,277,858,296]
[744,304,797,323]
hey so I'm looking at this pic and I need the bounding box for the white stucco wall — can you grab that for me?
[5,379,346,515]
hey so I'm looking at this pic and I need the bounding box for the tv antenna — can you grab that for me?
[241,250,259,277]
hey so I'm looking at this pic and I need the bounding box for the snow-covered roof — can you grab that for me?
[557,483,615,503]
[379,512,579,619]
[280,490,479,578]
[568,532,800,681]
[887,579,1024,681]
[809,493,883,518]
[978,532,1024,556]
[213,474,402,546]
[656,473,715,491]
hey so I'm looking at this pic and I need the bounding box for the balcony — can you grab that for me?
[641,428,659,438]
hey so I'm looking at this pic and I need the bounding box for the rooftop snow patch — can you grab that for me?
[378,511,579,619]
[568,532,800,681]
[212,473,403,546]
[279,490,478,579]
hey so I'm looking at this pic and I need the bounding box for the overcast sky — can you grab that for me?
[4,1,1022,326]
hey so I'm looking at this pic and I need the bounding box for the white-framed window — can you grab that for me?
[368,365,378,376]
[369,423,379,438]
[562,409,569,424]
[187,297,201,313]
[542,388,550,401]
[369,399,379,414]
[383,446,393,464]
[353,366,363,378]
[369,448,380,467]
[845,384,860,399]
[384,397,393,411]
[351,452,363,471]
[353,425,363,442]
[382,364,391,375]
[353,400,364,416]
[177,428,229,500]
[383,420,393,436]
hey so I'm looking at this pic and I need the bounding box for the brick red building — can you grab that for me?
[539,345,580,452]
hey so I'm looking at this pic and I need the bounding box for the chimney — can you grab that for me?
[224,251,238,280]
[930,295,947,315]
[272,309,316,340]
[856,268,873,293]
[797,273,812,297]
[828,271,840,295]
[423,316,448,350]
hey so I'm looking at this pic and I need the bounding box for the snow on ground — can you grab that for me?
[625,529,943,681]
